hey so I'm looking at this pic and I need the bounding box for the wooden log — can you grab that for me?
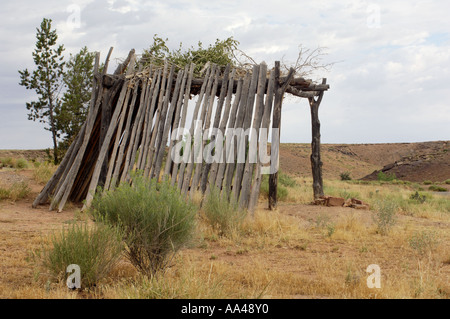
[222,72,251,201]
[199,64,230,193]
[206,67,236,193]
[188,75,329,96]
[164,65,189,179]
[110,82,140,188]
[232,64,260,202]
[151,64,176,180]
[103,83,133,191]
[144,61,169,179]
[268,63,296,210]
[82,79,137,211]
[49,52,105,211]
[32,121,86,207]
[170,63,195,187]
[239,62,267,209]
[137,66,157,170]
[180,67,211,195]
[120,77,150,182]
[139,68,162,173]
[114,49,135,75]
[309,79,326,199]
[189,64,218,195]
[214,76,242,192]
[248,69,276,212]
[153,66,184,181]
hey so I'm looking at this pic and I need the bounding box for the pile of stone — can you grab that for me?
[314,196,370,210]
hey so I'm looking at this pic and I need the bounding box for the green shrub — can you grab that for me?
[259,175,289,201]
[373,199,398,235]
[31,223,123,289]
[377,171,396,182]
[9,181,31,201]
[15,158,28,169]
[33,162,56,184]
[90,175,197,276]
[409,230,439,256]
[340,172,352,181]
[445,179,450,185]
[409,191,428,204]
[428,185,447,192]
[0,181,30,201]
[423,180,433,185]
[0,157,14,168]
[202,187,247,236]
[278,171,297,188]
[0,187,11,200]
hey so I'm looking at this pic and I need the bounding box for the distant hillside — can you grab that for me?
[1,141,449,183]
[279,141,450,182]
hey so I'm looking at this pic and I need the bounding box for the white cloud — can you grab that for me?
[1,0,450,149]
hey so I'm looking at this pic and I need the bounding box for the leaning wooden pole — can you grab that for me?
[308,78,326,200]
[268,62,295,210]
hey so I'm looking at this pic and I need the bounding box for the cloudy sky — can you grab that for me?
[1,0,449,149]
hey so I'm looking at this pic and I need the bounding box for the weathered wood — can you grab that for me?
[144,61,169,179]
[248,69,276,212]
[49,52,104,211]
[239,62,267,209]
[188,75,329,96]
[114,49,135,75]
[170,63,195,187]
[110,82,139,188]
[139,68,162,173]
[136,66,157,170]
[180,67,211,195]
[207,67,236,193]
[268,63,296,210]
[103,83,133,191]
[163,66,189,179]
[199,64,230,193]
[32,121,86,207]
[232,64,260,201]
[214,77,242,192]
[82,79,137,211]
[309,78,326,199]
[120,77,150,182]
[151,64,176,180]
[190,64,218,195]
[222,72,251,200]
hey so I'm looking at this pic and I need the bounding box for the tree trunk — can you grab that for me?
[308,79,326,200]
[48,97,59,165]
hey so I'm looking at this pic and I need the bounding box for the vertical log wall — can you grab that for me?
[33,49,329,213]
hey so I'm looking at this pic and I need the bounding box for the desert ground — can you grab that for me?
[0,141,449,299]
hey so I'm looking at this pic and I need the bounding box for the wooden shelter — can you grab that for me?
[32,48,329,213]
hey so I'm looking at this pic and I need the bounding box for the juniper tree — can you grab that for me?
[18,18,65,164]
[56,46,96,150]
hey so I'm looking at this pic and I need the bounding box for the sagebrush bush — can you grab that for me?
[373,198,398,235]
[90,175,197,276]
[428,185,447,192]
[33,162,57,184]
[377,171,396,182]
[31,223,123,289]
[259,175,289,201]
[340,172,352,181]
[202,187,247,236]
[0,181,30,201]
[409,230,439,256]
